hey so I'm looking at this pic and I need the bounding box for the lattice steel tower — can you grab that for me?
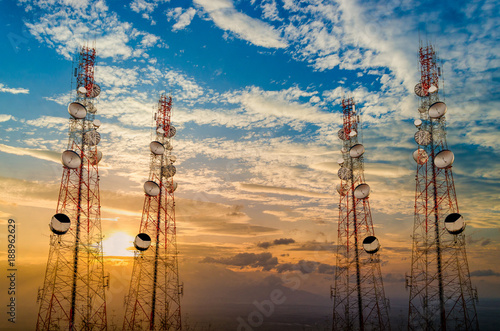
[406,43,479,330]
[122,94,182,330]
[332,97,391,331]
[36,45,107,330]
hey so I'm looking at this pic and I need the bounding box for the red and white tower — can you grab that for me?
[36,45,107,330]
[122,94,182,330]
[332,97,391,331]
[406,42,479,330]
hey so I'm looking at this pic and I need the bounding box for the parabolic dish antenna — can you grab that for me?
[338,167,352,180]
[144,181,160,196]
[336,183,348,196]
[93,119,101,127]
[349,144,365,158]
[84,101,97,114]
[50,213,71,235]
[162,164,176,178]
[428,85,438,93]
[414,130,431,146]
[428,101,447,119]
[62,150,81,169]
[414,83,427,97]
[434,150,454,168]
[150,141,165,155]
[349,130,357,137]
[83,130,101,146]
[88,84,101,98]
[168,126,177,138]
[418,107,427,114]
[134,233,151,251]
[412,149,429,165]
[341,147,347,153]
[88,150,103,165]
[169,155,177,163]
[77,86,87,95]
[165,141,173,151]
[444,213,466,235]
[414,119,422,127]
[354,183,370,199]
[338,129,347,141]
[363,236,380,254]
[68,102,87,119]
[337,157,344,165]
[167,181,178,193]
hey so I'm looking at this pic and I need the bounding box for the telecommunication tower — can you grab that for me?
[332,97,391,331]
[36,45,107,330]
[406,43,479,330]
[122,94,183,330]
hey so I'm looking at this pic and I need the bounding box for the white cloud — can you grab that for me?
[167,7,197,31]
[194,0,287,48]
[0,83,29,94]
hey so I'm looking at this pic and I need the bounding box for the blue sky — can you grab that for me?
[0,0,499,329]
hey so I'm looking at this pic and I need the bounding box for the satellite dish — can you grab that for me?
[428,101,447,119]
[166,181,178,193]
[165,141,173,151]
[83,130,101,146]
[412,149,429,165]
[168,126,177,138]
[354,183,370,199]
[50,213,71,235]
[414,130,431,146]
[434,150,454,168]
[83,101,97,114]
[93,119,101,127]
[62,150,81,169]
[349,144,365,158]
[414,119,422,127]
[363,236,380,254]
[337,157,344,165]
[144,181,160,196]
[338,129,347,141]
[414,83,427,97]
[169,155,177,163]
[77,86,87,95]
[88,83,101,98]
[428,85,438,93]
[134,233,151,251]
[418,107,427,113]
[162,164,176,178]
[336,183,348,196]
[445,213,466,235]
[68,102,87,119]
[88,150,103,165]
[338,167,352,180]
[349,130,357,137]
[341,147,347,153]
[150,141,165,155]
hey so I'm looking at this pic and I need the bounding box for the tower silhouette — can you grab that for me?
[332,97,391,331]
[36,44,108,330]
[122,94,182,330]
[406,42,479,330]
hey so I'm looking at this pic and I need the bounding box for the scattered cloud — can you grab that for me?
[257,237,295,249]
[201,252,279,271]
[167,7,197,31]
[470,269,500,277]
[0,83,29,94]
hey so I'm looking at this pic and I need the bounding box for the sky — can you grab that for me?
[0,0,499,330]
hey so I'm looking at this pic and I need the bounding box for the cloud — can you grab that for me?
[0,83,29,94]
[239,183,333,199]
[194,0,287,48]
[201,252,279,271]
[470,269,500,277]
[167,7,197,31]
[257,237,295,249]
[276,259,336,275]
[0,144,61,164]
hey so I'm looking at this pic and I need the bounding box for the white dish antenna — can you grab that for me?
[156,127,165,135]
[144,181,160,196]
[83,130,101,146]
[168,126,177,138]
[162,165,176,178]
[166,181,178,193]
[412,149,429,165]
[434,150,454,168]
[428,101,447,119]
[77,86,87,95]
[349,144,365,158]
[445,213,466,235]
[336,183,348,196]
[88,150,103,165]
[341,147,347,153]
[83,101,97,114]
[428,85,438,93]
[337,167,352,180]
[150,141,165,155]
[93,119,101,127]
[354,183,370,199]
[62,150,81,169]
[338,129,347,141]
[414,130,431,146]
[349,130,357,137]
[50,213,71,235]
[134,233,151,251]
[363,236,380,254]
[68,102,87,119]
[337,157,344,165]
[414,119,422,127]
[169,155,177,163]
[418,107,427,113]
[165,141,173,151]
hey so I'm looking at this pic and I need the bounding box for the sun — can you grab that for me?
[102,231,135,257]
